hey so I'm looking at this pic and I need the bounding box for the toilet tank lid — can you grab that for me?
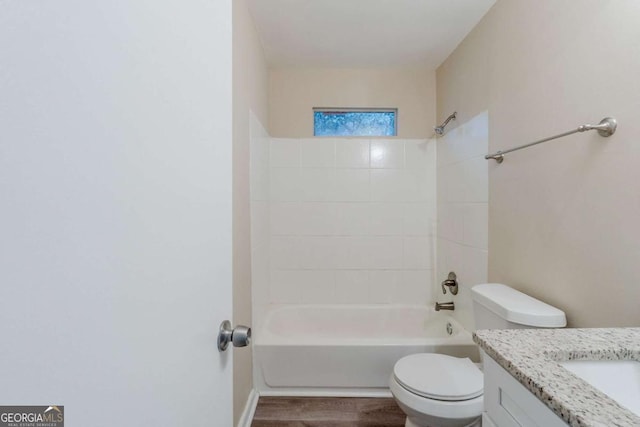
[471,284,566,328]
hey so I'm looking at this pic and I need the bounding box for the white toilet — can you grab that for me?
[390,283,567,427]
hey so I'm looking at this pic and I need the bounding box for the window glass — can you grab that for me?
[313,109,396,137]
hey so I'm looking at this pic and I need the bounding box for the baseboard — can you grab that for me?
[258,389,392,398]
[237,388,259,427]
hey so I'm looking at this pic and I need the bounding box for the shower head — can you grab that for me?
[434,112,457,136]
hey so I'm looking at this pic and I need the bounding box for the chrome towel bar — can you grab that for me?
[485,117,617,163]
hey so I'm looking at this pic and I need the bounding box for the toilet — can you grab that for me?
[389,283,567,427]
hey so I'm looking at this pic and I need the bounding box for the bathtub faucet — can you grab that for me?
[435,301,455,311]
[441,271,459,295]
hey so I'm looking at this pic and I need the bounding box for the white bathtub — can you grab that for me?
[255,305,478,395]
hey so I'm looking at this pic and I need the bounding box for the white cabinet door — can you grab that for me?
[483,356,568,427]
[0,1,234,425]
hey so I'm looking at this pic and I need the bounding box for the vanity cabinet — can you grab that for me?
[482,354,569,427]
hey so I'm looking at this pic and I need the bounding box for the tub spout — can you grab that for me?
[435,301,455,311]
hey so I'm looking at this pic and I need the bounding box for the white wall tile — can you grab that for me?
[299,168,334,202]
[463,157,488,203]
[270,138,300,167]
[335,270,370,303]
[435,238,449,291]
[404,139,433,169]
[451,284,475,332]
[332,169,370,202]
[267,137,438,305]
[270,168,301,201]
[436,126,461,167]
[270,237,302,269]
[437,112,488,166]
[446,157,488,203]
[396,270,433,304]
[437,202,464,242]
[369,203,404,236]
[298,202,337,235]
[369,270,401,303]
[300,139,335,168]
[298,236,340,269]
[368,237,404,269]
[435,112,489,331]
[403,236,434,269]
[335,139,370,168]
[370,169,408,202]
[270,270,301,304]
[335,237,371,270]
[369,169,435,204]
[252,244,270,280]
[251,201,270,248]
[371,140,405,168]
[462,203,489,249]
[270,202,301,236]
[298,270,336,303]
[335,203,371,236]
[437,237,463,280]
[459,246,488,288]
[250,164,270,202]
[404,169,435,203]
[403,203,434,236]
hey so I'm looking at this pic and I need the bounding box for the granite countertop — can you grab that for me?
[473,328,640,427]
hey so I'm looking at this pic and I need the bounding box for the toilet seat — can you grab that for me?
[389,374,483,423]
[393,354,483,401]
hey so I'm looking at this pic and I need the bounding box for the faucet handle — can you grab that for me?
[440,271,459,295]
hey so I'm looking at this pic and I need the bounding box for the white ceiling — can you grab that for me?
[246,0,496,69]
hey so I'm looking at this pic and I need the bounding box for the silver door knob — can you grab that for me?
[217,320,251,352]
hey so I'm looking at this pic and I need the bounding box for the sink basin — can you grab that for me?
[560,360,640,417]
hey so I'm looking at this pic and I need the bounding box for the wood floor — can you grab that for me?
[251,397,406,427]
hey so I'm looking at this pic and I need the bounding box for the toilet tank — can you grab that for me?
[471,284,566,330]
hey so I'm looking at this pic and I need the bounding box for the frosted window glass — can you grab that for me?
[314,110,396,136]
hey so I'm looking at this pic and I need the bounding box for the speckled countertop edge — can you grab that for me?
[473,328,640,427]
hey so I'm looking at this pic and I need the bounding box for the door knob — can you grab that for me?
[217,320,251,352]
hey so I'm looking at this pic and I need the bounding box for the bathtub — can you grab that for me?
[255,305,479,396]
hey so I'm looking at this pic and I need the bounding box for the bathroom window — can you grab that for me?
[313,108,397,137]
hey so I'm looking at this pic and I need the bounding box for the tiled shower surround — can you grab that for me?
[268,137,436,305]
[250,112,489,331]
[436,112,489,331]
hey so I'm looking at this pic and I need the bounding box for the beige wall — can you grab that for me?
[269,68,436,138]
[437,0,640,327]
[232,0,269,424]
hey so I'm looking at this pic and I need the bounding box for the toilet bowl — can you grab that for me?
[390,284,567,427]
[389,353,483,427]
